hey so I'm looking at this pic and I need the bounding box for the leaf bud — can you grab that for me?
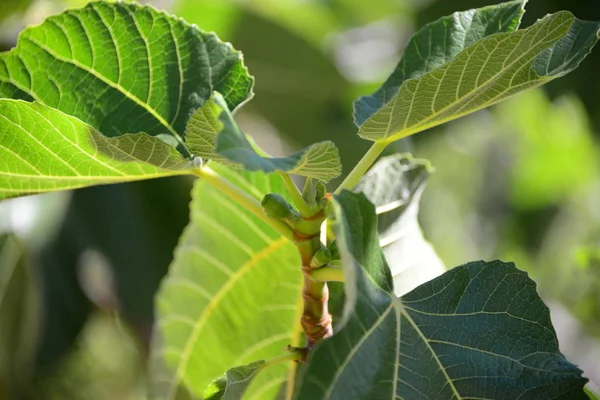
[261,193,298,221]
[315,181,327,202]
[310,248,333,268]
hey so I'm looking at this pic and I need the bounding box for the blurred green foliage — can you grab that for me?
[0,0,599,398]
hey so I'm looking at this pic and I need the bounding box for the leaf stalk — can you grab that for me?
[310,265,344,282]
[334,141,387,194]
[194,166,295,241]
[278,172,313,216]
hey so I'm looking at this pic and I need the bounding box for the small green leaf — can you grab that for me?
[0,100,191,200]
[185,93,342,182]
[204,361,265,400]
[150,164,302,400]
[0,1,253,148]
[355,154,445,296]
[293,191,588,399]
[356,7,600,142]
[354,0,526,126]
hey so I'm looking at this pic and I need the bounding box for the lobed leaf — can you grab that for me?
[0,100,193,200]
[355,154,445,296]
[0,1,253,148]
[293,191,589,399]
[186,93,342,182]
[150,164,302,400]
[356,6,600,142]
[355,0,526,126]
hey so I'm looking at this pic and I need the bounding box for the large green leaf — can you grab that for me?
[354,0,526,126]
[0,1,253,147]
[292,191,588,399]
[355,7,600,142]
[0,235,38,399]
[0,100,192,200]
[355,154,445,296]
[151,164,302,400]
[185,93,342,182]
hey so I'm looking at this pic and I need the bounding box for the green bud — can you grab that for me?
[327,241,340,260]
[261,193,298,221]
[315,181,327,202]
[310,248,333,268]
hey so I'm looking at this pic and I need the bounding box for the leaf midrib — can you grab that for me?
[21,35,186,146]
[321,302,395,400]
[370,13,572,142]
[399,302,462,399]
[165,236,289,400]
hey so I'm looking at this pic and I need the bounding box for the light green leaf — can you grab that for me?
[0,1,253,148]
[185,92,342,182]
[0,235,38,398]
[204,361,265,400]
[150,164,302,400]
[356,8,600,142]
[354,0,526,126]
[355,154,445,296]
[293,191,588,399]
[0,100,192,200]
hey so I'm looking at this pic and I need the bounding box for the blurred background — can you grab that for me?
[1,0,599,398]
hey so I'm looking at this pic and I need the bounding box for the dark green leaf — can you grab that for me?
[185,93,342,182]
[0,100,192,200]
[0,1,253,148]
[204,361,265,400]
[355,6,600,143]
[355,154,445,296]
[293,191,588,400]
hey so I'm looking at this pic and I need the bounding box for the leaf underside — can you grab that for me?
[355,6,600,142]
[185,93,342,182]
[354,0,526,126]
[0,100,190,200]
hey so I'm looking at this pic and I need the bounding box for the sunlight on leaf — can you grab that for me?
[186,93,342,182]
[0,100,192,200]
[0,1,253,148]
[355,5,600,143]
[150,164,302,400]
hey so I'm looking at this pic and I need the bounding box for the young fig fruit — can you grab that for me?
[261,193,299,221]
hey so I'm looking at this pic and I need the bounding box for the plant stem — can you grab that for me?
[194,166,295,241]
[310,266,344,282]
[260,350,304,370]
[334,141,387,194]
[278,172,312,215]
[296,238,333,347]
